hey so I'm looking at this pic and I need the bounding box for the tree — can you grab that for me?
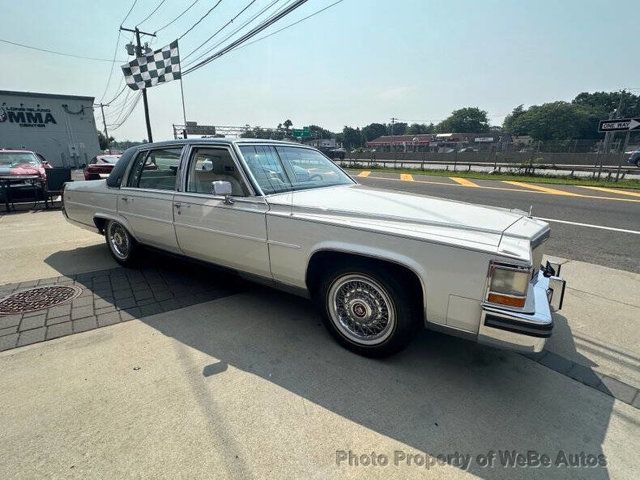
[572,90,640,118]
[406,123,435,135]
[387,122,407,135]
[341,126,364,150]
[283,119,293,132]
[97,130,114,150]
[436,107,490,133]
[307,125,335,140]
[502,105,526,135]
[361,123,387,141]
[502,102,593,141]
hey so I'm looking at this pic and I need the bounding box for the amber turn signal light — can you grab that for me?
[487,293,526,308]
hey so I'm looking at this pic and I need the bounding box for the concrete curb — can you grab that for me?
[523,350,640,409]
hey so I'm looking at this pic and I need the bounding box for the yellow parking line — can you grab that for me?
[450,177,479,187]
[357,171,371,177]
[577,186,640,198]
[502,181,581,196]
[400,173,414,181]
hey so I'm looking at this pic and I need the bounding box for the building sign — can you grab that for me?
[0,103,57,128]
[474,137,494,143]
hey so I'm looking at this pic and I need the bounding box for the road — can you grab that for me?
[350,170,640,273]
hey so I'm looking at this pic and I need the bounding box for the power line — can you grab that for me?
[0,37,126,62]
[104,83,128,106]
[154,0,200,33]
[183,0,281,67]
[182,0,256,59]
[136,0,167,27]
[107,94,137,126]
[234,0,344,52]
[121,0,139,26]
[101,0,140,104]
[99,30,124,103]
[177,0,224,40]
[108,91,142,129]
[183,0,309,76]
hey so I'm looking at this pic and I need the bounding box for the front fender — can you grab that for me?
[306,241,429,321]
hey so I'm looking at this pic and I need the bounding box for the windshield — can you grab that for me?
[239,145,353,195]
[0,152,40,167]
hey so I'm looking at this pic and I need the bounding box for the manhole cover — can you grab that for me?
[0,285,83,315]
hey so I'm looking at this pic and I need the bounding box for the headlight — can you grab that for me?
[486,262,531,309]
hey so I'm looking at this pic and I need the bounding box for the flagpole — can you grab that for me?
[177,42,188,139]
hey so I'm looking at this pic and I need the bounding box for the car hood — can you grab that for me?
[0,164,41,176]
[267,184,549,261]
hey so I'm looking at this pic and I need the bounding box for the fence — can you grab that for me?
[337,150,637,181]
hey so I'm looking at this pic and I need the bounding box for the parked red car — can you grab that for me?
[84,154,121,180]
[0,149,50,180]
[0,149,52,205]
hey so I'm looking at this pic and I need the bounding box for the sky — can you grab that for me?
[1,0,637,141]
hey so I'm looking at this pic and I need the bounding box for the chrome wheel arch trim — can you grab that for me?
[94,213,140,242]
[305,244,429,325]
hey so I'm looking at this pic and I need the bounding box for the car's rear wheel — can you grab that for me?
[105,220,138,266]
[317,263,421,357]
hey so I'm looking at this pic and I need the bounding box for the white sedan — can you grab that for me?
[62,139,565,357]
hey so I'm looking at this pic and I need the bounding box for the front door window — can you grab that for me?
[186,148,249,196]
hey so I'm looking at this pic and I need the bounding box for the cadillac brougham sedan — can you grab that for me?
[63,139,565,357]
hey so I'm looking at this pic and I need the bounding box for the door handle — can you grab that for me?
[121,196,128,202]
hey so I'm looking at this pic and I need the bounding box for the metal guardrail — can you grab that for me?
[336,157,638,181]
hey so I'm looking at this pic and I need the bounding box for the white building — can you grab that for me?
[0,90,101,167]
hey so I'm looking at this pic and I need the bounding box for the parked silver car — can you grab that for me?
[63,139,565,357]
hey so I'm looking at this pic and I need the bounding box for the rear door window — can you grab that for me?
[126,147,182,191]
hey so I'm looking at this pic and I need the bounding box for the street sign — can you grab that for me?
[598,118,640,132]
[185,123,216,135]
[293,128,311,138]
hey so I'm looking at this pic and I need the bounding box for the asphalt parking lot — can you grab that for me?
[1,185,639,479]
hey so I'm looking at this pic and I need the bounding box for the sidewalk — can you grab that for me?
[544,256,640,391]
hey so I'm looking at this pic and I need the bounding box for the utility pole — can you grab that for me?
[390,117,398,135]
[97,103,111,153]
[120,26,156,142]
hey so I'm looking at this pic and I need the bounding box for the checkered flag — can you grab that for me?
[121,40,181,91]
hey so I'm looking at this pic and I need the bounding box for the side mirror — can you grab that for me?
[211,181,234,205]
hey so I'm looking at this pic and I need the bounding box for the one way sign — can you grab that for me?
[598,118,640,132]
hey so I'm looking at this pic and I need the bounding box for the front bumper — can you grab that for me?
[478,265,566,353]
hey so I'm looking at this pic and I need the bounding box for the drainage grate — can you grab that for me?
[0,285,83,315]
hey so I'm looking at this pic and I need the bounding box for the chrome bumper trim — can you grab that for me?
[478,270,564,353]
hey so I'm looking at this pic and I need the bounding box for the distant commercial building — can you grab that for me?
[304,138,337,148]
[0,90,100,167]
[366,134,432,151]
[367,133,508,152]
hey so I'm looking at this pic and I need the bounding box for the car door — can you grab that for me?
[172,144,271,278]
[117,146,183,253]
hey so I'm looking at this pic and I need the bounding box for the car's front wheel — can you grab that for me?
[105,220,138,266]
[317,263,421,357]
